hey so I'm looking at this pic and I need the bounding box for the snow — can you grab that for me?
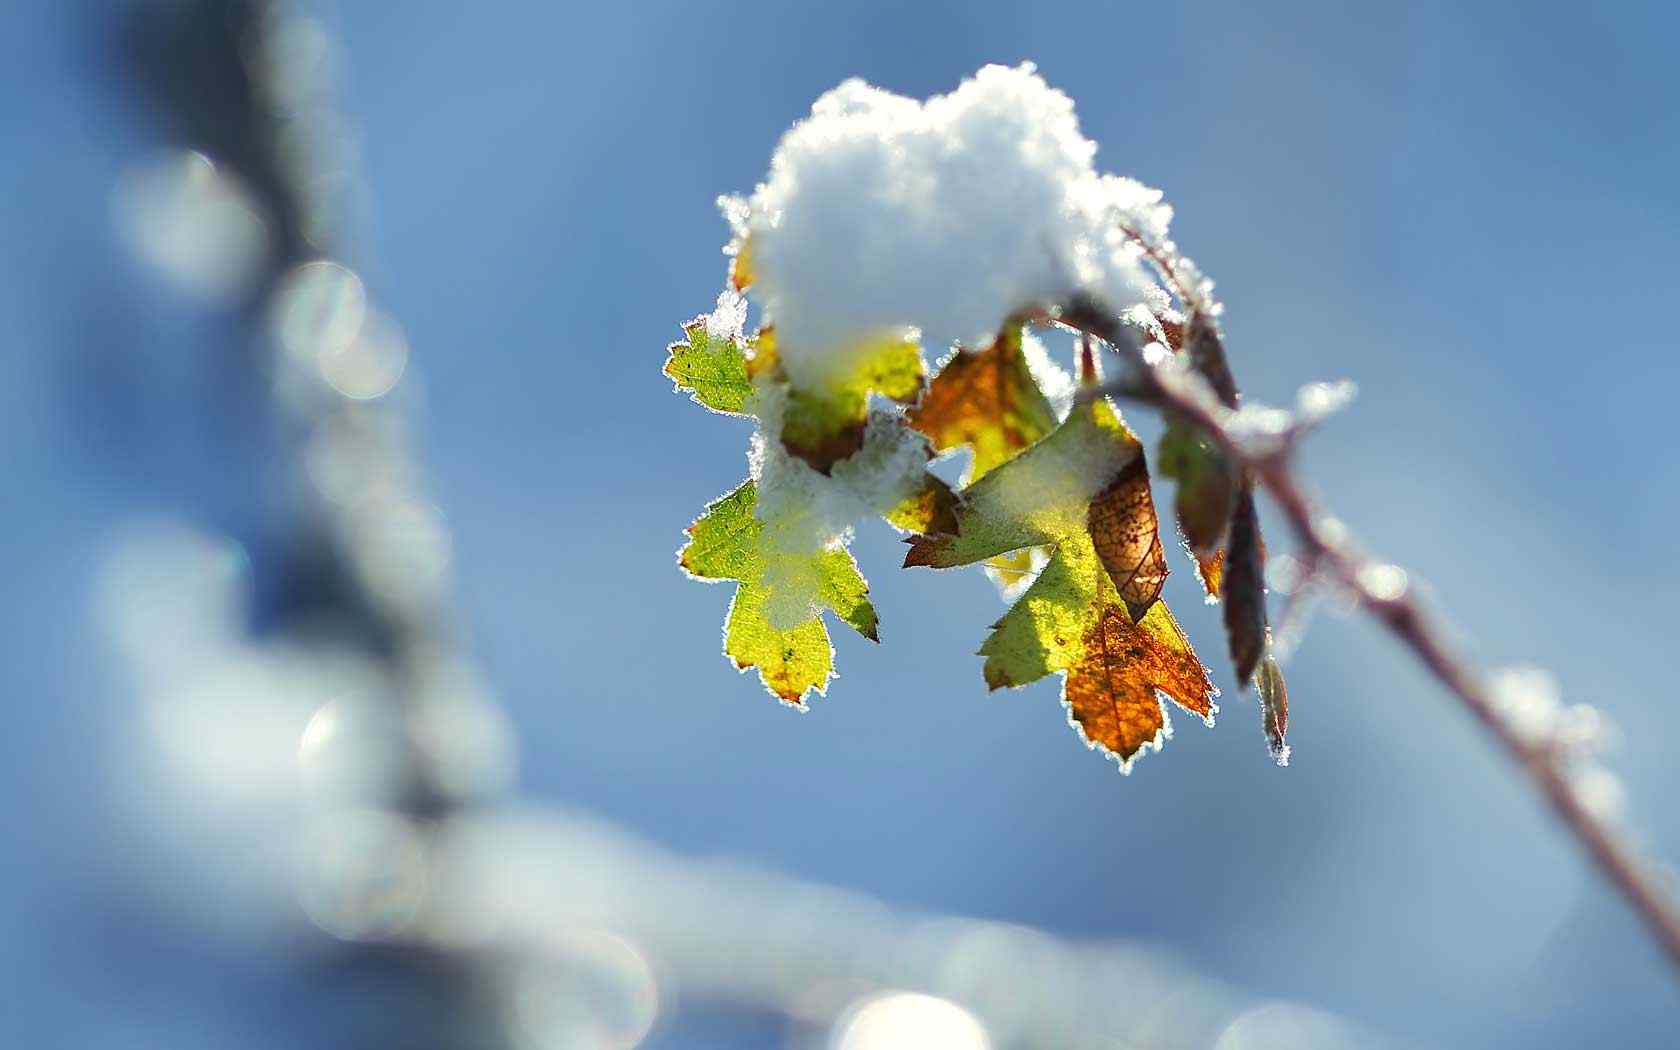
[748,384,931,628]
[705,288,748,343]
[721,63,1169,392]
[1020,330,1075,422]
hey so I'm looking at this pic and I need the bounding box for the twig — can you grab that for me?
[1064,300,1680,973]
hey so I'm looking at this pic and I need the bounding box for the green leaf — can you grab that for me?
[678,481,763,580]
[680,481,880,704]
[725,582,834,706]
[816,547,879,642]
[665,319,754,415]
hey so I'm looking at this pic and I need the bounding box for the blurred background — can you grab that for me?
[3,0,1678,1047]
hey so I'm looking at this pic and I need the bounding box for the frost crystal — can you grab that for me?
[724,63,1165,391]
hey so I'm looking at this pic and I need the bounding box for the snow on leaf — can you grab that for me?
[905,394,1214,770]
[780,333,924,472]
[726,64,1160,393]
[680,481,880,705]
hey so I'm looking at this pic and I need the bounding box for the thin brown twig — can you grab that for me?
[1064,301,1680,973]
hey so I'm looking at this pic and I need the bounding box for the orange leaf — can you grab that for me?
[1065,599,1217,768]
[906,327,1057,483]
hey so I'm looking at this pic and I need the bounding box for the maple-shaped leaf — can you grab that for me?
[681,481,877,705]
[905,394,1217,770]
[780,334,924,471]
[664,319,775,415]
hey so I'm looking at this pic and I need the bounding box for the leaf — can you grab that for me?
[1221,484,1267,685]
[665,319,754,415]
[1165,310,1274,690]
[882,473,959,535]
[907,327,1058,483]
[815,546,879,642]
[730,236,756,291]
[907,327,1062,596]
[976,540,1216,770]
[1087,457,1168,622]
[724,582,833,705]
[1255,650,1290,766]
[678,480,762,580]
[1066,598,1216,768]
[781,334,924,472]
[906,394,1215,770]
[982,547,1043,599]
[1158,418,1236,598]
[903,394,1142,570]
[681,481,879,705]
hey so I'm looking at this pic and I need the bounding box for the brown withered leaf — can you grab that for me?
[1221,484,1267,685]
[1065,597,1218,767]
[907,326,1058,484]
[1087,457,1168,622]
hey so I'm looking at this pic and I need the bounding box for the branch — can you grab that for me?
[1062,298,1680,973]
